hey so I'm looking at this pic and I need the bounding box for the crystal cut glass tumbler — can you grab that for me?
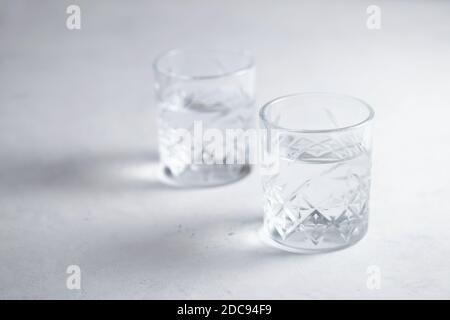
[153,49,255,187]
[259,93,374,253]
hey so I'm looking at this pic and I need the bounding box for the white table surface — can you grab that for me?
[1,0,450,299]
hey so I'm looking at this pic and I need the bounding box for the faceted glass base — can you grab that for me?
[160,164,251,187]
[260,222,368,254]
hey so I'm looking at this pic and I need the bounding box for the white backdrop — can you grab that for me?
[1,0,450,299]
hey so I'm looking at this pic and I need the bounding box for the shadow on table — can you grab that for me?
[0,149,179,194]
[0,149,313,296]
[81,210,318,296]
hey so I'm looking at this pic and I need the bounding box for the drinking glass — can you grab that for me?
[153,49,255,187]
[259,93,374,253]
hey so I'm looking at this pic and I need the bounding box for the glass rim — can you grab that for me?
[153,48,254,81]
[259,92,375,133]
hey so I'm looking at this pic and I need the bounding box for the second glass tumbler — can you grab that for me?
[153,49,255,187]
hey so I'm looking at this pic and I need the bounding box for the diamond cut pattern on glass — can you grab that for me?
[280,133,366,163]
[263,133,370,246]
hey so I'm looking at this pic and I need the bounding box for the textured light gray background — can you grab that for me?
[1,0,450,299]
